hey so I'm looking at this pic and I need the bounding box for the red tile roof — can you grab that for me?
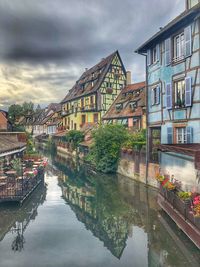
[103,82,146,120]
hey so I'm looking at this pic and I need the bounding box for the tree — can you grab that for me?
[8,104,23,124]
[22,102,34,115]
[65,130,84,151]
[88,124,128,173]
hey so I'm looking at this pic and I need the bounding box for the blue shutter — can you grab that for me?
[184,25,192,57]
[165,38,171,66]
[167,127,173,144]
[156,44,160,62]
[185,76,192,107]
[186,127,193,143]
[156,86,160,104]
[151,88,154,105]
[166,83,172,109]
[147,49,151,66]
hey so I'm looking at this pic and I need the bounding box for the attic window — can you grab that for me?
[115,103,123,112]
[130,101,137,110]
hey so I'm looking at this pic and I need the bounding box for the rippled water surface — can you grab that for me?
[0,154,199,267]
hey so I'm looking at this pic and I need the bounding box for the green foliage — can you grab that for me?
[12,125,26,132]
[8,104,23,124]
[177,191,192,201]
[88,124,128,173]
[123,129,146,150]
[11,158,22,176]
[65,130,84,150]
[22,101,34,115]
[8,102,34,125]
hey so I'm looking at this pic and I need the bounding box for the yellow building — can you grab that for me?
[61,51,127,130]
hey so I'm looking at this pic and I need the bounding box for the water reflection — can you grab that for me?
[52,153,200,266]
[0,184,46,252]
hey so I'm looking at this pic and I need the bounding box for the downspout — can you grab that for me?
[135,50,149,185]
[144,54,149,185]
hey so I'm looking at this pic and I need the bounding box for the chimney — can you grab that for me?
[126,71,132,85]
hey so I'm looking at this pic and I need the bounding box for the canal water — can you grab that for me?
[0,153,199,267]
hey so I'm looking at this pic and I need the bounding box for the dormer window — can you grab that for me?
[115,103,123,112]
[130,101,137,110]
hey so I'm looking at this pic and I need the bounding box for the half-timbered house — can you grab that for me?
[61,51,127,130]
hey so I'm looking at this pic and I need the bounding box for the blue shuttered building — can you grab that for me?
[136,1,200,191]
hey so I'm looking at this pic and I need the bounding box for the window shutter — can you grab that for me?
[147,49,151,66]
[185,76,192,107]
[165,38,171,66]
[167,127,173,144]
[184,25,192,57]
[156,86,160,104]
[151,88,154,105]
[186,127,193,143]
[166,83,172,109]
[156,44,160,62]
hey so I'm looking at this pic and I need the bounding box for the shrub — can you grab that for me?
[88,124,128,173]
[66,130,84,151]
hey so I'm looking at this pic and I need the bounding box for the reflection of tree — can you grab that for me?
[53,153,200,265]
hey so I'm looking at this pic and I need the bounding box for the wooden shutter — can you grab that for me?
[185,76,192,107]
[156,86,160,104]
[166,83,172,109]
[165,38,171,66]
[147,49,151,66]
[184,25,192,57]
[156,44,160,62]
[167,127,173,144]
[186,126,193,143]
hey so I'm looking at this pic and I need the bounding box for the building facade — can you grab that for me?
[102,82,146,130]
[61,51,127,131]
[135,1,200,191]
[136,2,200,162]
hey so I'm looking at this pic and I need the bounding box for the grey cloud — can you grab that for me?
[0,0,184,109]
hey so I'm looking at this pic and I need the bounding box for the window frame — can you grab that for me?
[176,127,187,144]
[173,31,185,62]
[174,79,186,108]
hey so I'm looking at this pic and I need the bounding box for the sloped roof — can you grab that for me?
[0,134,26,156]
[136,3,200,53]
[61,51,123,103]
[103,82,146,120]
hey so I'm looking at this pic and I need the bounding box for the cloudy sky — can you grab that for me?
[0,0,184,110]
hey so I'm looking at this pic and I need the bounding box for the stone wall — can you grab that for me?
[117,149,159,188]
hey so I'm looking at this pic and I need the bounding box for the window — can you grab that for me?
[174,80,185,107]
[152,47,157,63]
[151,86,160,105]
[176,127,186,144]
[90,95,94,105]
[81,115,86,124]
[93,114,98,123]
[81,98,84,108]
[147,44,160,66]
[173,32,184,61]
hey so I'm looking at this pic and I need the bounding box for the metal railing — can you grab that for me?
[0,170,44,202]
